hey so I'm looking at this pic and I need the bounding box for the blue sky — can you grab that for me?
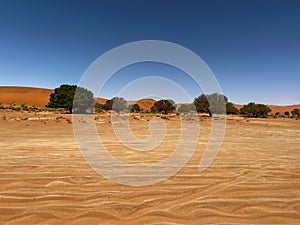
[0,0,299,105]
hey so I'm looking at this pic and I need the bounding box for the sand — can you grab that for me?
[0,110,299,224]
[0,86,53,107]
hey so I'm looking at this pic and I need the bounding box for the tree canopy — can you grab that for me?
[226,102,239,115]
[240,102,271,118]
[46,84,95,113]
[151,99,176,114]
[291,108,300,118]
[102,97,127,113]
[193,93,227,116]
[129,103,141,112]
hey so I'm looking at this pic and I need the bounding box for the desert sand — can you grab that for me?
[0,109,299,224]
[0,86,53,107]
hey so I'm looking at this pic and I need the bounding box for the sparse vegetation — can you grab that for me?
[240,102,271,118]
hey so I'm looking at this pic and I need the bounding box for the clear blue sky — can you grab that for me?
[0,0,299,105]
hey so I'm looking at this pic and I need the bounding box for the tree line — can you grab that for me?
[45,84,300,118]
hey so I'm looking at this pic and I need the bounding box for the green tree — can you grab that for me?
[129,103,141,112]
[103,97,127,113]
[151,99,176,114]
[95,103,105,113]
[291,108,300,118]
[46,84,95,113]
[284,111,290,117]
[240,102,271,118]
[193,93,227,116]
[226,102,239,115]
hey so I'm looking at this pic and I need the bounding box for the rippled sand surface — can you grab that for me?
[0,111,299,224]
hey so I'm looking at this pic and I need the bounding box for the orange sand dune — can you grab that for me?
[0,86,53,107]
[128,98,156,112]
[0,86,156,111]
[96,97,107,105]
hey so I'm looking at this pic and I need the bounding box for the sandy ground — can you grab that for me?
[0,110,299,224]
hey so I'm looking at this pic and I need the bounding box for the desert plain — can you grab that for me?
[0,108,299,225]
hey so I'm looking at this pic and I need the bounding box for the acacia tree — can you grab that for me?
[46,84,95,113]
[129,103,141,112]
[240,102,271,118]
[291,108,300,118]
[151,99,176,114]
[102,97,127,113]
[193,93,227,116]
[226,102,239,115]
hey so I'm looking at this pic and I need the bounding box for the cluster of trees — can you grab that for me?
[95,97,141,113]
[45,85,298,119]
[97,98,177,114]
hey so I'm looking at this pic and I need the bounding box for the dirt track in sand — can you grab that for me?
[0,110,299,224]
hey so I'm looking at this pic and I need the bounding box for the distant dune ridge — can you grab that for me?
[0,86,299,113]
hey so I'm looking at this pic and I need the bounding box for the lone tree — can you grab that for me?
[240,102,271,118]
[129,103,141,113]
[46,84,95,113]
[291,108,300,118]
[193,93,227,116]
[151,99,176,114]
[102,97,127,113]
